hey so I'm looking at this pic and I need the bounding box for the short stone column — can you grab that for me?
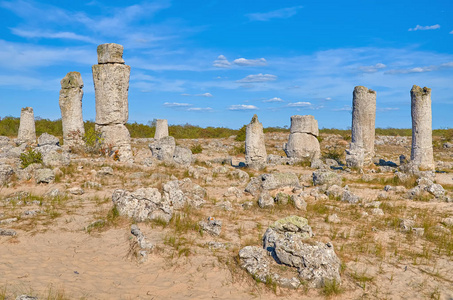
[245,114,267,170]
[18,107,36,143]
[59,71,85,147]
[92,43,133,162]
[154,119,169,139]
[284,115,320,160]
[410,85,434,170]
[346,86,376,168]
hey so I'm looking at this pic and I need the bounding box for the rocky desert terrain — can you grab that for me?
[1,130,453,300]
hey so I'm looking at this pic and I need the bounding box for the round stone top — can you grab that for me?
[97,43,125,64]
[60,71,83,89]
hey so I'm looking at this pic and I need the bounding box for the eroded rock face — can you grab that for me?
[112,188,173,223]
[18,107,36,144]
[263,216,341,288]
[245,114,267,170]
[149,136,176,161]
[96,124,133,162]
[59,71,85,147]
[154,119,169,139]
[312,170,342,187]
[92,43,133,162]
[411,85,434,170]
[347,86,376,167]
[284,115,320,160]
[238,246,271,282]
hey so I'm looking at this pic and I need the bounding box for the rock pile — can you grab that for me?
[59,71,85,147]
[17,107,36,144]
[239,216,342,289]
[245,114,267,170]
[284,115,321,161]
[92,43,133,162]
[148,136,193,166]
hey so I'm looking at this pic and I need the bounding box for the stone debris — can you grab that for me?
[245,172,300,196]
[245,114,267,170]
[68,187,84,195]
[290,193,307,210]
[199,216,222,236]
[284,115,321,161]
[0,228,17,236]
[112,188,173,223]
[0,164,14,185]
[15,295,37,300]
[312,170,342,187]
[59,71,85,147]
[149,136,193,166]
[17,107,36,144]
[258,191,274,208]
[154,119,169,139]
[410,85,434,171]
[92,43,133,162]
[347,86,376,168]
[34,168,55,184]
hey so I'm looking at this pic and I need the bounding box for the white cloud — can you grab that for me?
[359,63,386,73]
[408,24,440,31]
[247,6,303,21]
[378,107,399,112]
[325,97,332,101]
[333,106,352,112]
[181,93,191,96]
[385,62,453,74]
[287,101,312,107]
[10,28,97,43]
[163,102,191,107]
[228,104,258,111]
[237,73,277,83]
[187,107,213,111]
[263,97,283,103]
[213,55,231,68]
[450,30,453,34]
[196,92,213,97]
[233,58,267,66]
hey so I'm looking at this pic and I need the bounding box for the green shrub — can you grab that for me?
[235,125,246,141]
[20,148,42,168]
[191,144,203,154]
[83,127,103,153]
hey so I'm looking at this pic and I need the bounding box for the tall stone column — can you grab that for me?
[245,114,267,170]
[411,85,434,170]
[59,71,85,147]
[346,86,376,168]
[284,115,320,160]
[154,119,169,139]
[92,43,133,162]
[18,107,36,144]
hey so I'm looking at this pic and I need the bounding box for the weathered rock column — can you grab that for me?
[59,71,85,147]
[245,114,267,170]
[154,119,169,139]
[92,43,133,162]
[346,86,376,168]
[284,115,320,160]
[410,85,434,170]
[17,107,36,143]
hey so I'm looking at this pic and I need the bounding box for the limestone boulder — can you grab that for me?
[97,43,125,64]
[112,188,173,223]
[312,170,342,187]
[96,124,133,162]
[284,132,320,159]
[17,107,36,144]
[173,146,192,166]
[149,136,176,162]
[37,133,60,147]
[154,119,169,139]
[0,164,14,185]
[34,168,55,184]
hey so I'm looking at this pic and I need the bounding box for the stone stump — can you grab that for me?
[245,114,267,170]
[154,119,169,139]
[284,115,320,160]
[18,107,36,144]
[92,43,133,162]
[411,85,434,170]
[346,86,376,168]
[59,71,85,147]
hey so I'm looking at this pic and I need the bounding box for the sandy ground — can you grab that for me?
[1,132,453,299]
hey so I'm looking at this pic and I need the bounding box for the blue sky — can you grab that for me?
[0,0,452,129]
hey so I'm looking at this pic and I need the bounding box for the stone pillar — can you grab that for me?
[92,43,133,162]
[410,85,434,170]
[245,114,267,170]
[346,86,376,168]
[17,107,36,143]
[59,71,85,147]
[284,115,320,160]
[154,119,169,139]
